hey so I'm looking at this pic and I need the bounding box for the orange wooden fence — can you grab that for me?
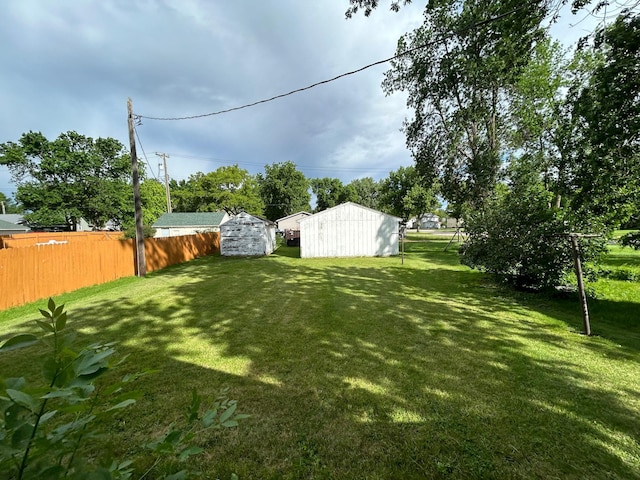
[1,231,121,249]
[0,233,220,311]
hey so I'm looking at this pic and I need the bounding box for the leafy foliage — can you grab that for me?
[0,192,22,214]
[122,224,157,239]
[461,158,607,290]
[564,12,640,225]
[379,166,439,222]
[345,0,412,18]
[346,177,382,210]
[383,0,548,212]
[310,178,356,212]
[0,131,134,230]
[0,299,247,479]
[139,179,169,226]
[620,231,640,250]
[171,165,264,216]
[257,161,311,221]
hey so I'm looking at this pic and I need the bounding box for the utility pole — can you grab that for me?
[1,201,5,215]
[127,98,146,277]
[156,152,172,213]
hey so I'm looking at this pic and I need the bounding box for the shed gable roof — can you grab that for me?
[299,202,402,223]
[222,211,275,226]
[153,212,227,228]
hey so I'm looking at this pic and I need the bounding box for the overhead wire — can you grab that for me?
[135,1,541,122]
[133,125,159,181]
[163,152,404,173]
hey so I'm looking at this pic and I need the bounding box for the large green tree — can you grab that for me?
[0,131,133,230]
[310,177,357,212]
[380,165,439,222]
[565,12,640,225]
[459,28,636,289]
[257,161,311,221]
[346,177,382,209]
[140,179,169,226]
[171,165,264,216]
[508,37,570,208]
[383,0,548,213]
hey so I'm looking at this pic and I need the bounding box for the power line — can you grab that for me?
[162,152,407,174]
[133,125,159,181]
[135,3,536,122]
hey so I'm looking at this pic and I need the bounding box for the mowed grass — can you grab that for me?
[1,235,639,479]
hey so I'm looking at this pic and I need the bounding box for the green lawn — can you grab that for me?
[1,236,639,479]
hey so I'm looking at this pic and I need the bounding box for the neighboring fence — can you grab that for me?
[145,233,220,272]
[0,231,120,249]
[0,232,220,311]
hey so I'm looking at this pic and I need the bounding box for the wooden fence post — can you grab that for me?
[569,234,592,336]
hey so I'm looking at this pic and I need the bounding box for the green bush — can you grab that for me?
[0,299,247,479]
[460,162,607,290]
[122,224,156,239]
[620,231,640,250]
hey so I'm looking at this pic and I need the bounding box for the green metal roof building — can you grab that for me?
[152,212,229,237]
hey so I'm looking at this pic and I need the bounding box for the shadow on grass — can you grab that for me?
[273,245,300,258]
[1,239,639,479]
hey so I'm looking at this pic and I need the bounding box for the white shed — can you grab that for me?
[220,212,276,256]
[299,202,401,258]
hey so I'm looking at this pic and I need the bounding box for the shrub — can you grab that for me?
[620,231,640,250]
[460,162,607,290]
[122,224,156,239]
[0,299,247,479]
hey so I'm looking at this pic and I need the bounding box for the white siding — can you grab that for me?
[220,212,275,256]
[153,226,220,238]
[299,203,400,258]
[277,212,311,231]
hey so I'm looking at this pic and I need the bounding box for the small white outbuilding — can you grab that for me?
[299,202,401,258]
[220,212,276,256]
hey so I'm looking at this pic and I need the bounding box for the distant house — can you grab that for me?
[27,217,91,232]
[445,217,463,229]
[419,213,441,229]
[276,212,311,232]
[152,212,229,238]
[220,212,276,256]
[276,211,311,246]
[0,218,29,236]
[407,214,441,230]
[299,202,401,258]
[0,214,26,226]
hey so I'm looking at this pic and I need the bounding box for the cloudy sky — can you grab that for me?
[0,0,604,199]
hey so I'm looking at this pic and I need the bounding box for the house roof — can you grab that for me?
[0,214,25,225]
[0,218,29,232]
[153,212,227,228]
[299,202,402,223]
[275,211,311,223]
